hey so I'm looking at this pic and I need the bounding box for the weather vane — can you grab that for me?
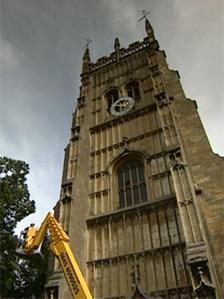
[137,9,150,22]
[83,38,93,49]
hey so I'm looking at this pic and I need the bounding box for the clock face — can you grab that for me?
[110,97,135,116]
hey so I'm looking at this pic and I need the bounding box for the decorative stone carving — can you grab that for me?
[77,96,85,108]
[105,77,114,88]
[128,262,162,299]
[169,150,186,170]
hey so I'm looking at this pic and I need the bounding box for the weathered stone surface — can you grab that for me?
[44,19,223,299]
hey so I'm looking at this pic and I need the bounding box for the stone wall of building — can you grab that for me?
[44,19,223,299]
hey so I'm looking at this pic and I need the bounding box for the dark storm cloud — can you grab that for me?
[1,0,223,232]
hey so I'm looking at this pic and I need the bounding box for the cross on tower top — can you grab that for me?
[137,10,150,23]
[83,38,93,49]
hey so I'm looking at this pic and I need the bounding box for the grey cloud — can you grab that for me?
[0,40,21,71]
[1,0,223,233]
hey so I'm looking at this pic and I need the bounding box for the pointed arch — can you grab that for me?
[104,88,119,111]
[109,151,149,209]
[125,80,141,101]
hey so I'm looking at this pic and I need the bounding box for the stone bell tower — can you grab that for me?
[44,18,224,299]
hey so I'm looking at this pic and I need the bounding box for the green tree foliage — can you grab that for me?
[0,157,48,298]
[13,235,50,299]
[0,157,35,232]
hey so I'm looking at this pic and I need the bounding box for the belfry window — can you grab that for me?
[105,89,119,111]
[117,160,147,208]
[125,81,140,101]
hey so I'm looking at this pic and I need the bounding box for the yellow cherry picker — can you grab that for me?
[16,212,92,299]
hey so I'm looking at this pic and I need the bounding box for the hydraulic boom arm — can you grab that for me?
[17,212,92,299]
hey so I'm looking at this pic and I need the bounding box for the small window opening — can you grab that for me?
[106,89,119,111]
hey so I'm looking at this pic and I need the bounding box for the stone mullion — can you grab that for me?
[164,208,179,290]
[95,130,99,152]
[117,257,121,296]
[93,132,97,153]
[93,224,97,261]
[156,211,168,291]
[107,127,113,164]
[136,166,142,203]
[117,121,122,143]
[108,217,112,297]
[111,123,116,146]
[122,170,127,207]
[139,212,148,288]
[129,166,134,206]
[105,127,110,166]
[101,152,105,181]
[147,213,158,292]
[93,194,97,216]
[123,214,129,294]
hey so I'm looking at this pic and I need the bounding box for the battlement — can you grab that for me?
[89,37,159,72]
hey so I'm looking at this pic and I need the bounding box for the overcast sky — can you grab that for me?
[1,0,223,234]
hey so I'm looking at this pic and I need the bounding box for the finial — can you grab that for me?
[82,39,92,61]
[82,39,92,76]
[114,37,120,51]
[83,47,90,61]
[145,18,155,41]
[145,18,151,31]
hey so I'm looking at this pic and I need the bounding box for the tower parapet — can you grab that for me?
[88,37,159,73]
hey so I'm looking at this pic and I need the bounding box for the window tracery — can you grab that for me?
[117,159,147,208]
[125,81,140,101]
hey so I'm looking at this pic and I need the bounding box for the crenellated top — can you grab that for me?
[81,18,159,75]
[89,37,158,73]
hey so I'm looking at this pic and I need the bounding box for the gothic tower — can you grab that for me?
[44,19,224,299]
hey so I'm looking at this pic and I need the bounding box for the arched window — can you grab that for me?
[105,88,119,111]
[117,160,147,208]
[125,81,140,101]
